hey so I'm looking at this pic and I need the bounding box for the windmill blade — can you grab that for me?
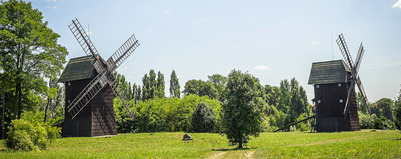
[106,34,140,72]
[336,34,355,69]
[66,71,109,119]
[69,19,107,73]
[106,74,135,119]
[356,75,370,113]
[354,42,365,73]
[68,19,100,60]
[343,79,356,117]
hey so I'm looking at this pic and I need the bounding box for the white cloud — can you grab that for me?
[199,17,207,22]
[253,65,269,71]
[146,29,153,32]
[46,5,56,9]
[163,10,171,14]
[45,0,57,2]
[311,41,319,45]
[393,0,401,8]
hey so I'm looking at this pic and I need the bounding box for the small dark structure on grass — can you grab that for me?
[58,19,139,137]
[182,134,193,141]
[308,34,369,132]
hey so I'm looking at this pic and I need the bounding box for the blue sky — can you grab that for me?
[26,0,401,103]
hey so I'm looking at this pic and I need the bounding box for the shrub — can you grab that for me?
[359,112,376,129]
[191,102,216,132]
[5,119,60,151]
[373,116,395,130]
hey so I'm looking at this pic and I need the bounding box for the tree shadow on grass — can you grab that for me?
[212,147,256,151]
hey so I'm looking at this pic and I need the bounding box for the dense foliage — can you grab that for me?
[221,70,265,148]
[183,79,218,99]
[191,102,216,132]
[0,0,67,139]
[114,94,221,133]
[5,118,60,151]
[0,0,68,119]
[263,78,312,131]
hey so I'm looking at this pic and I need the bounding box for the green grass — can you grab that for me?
[1,130,400,158]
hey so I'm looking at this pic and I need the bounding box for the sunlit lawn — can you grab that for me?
[0,130,400,158]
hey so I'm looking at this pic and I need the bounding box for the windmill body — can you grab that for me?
[59,56,116,136]
[308,60,360,132]
[58,19,139,137]
[308,34,368,132]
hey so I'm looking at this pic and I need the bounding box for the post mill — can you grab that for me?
[58,19,139,137]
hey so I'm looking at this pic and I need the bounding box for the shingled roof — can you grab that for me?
[308,60,351,85]
[58,56,96,83]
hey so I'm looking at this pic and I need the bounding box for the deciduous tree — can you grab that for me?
[221,70,265,148]
[0,0,68,119]
[183,80,217,99]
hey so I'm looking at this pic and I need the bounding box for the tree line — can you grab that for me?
[112,69,313,133]
[2,0,401,148]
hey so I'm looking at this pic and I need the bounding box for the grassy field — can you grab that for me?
[0,130,400,158]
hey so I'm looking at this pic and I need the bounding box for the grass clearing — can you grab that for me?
[0,130,400,158]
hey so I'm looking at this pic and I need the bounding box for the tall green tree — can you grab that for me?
[207,74,227,101]
[169,70,180,98]
[371,98,394,120]
[0,0,68,119]
[183,79,217,99]
[221,70,265,148]
[142,74,149,100]
[142,69,164,100]
[394,89,401,129]
[156,71,165,98]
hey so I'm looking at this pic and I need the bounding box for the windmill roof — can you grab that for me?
[308,60,351,85]
[58,56,96,83]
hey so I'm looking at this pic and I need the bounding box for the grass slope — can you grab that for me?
[1,130,400,158]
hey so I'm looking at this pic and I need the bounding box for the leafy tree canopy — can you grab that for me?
[221,70,266,148]
[0,0,68,120]
[183,79,218,99]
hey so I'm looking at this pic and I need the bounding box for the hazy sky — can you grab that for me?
[26,0,401,103]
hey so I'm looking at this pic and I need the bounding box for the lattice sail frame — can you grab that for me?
[66,18,139,119]
[336,34,369,117]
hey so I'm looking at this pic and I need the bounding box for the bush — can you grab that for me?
[359,112,376,129]
[5,119,60,151]
[373,116,395,130]
[191,102,216,132]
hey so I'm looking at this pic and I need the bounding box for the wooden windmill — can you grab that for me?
[308,34,368,132]
[58,19,139,137]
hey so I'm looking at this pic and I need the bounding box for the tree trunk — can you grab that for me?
[13,81,21,119]
[238,137,243,149]
[17,86,22,119]
[44,97,50,123]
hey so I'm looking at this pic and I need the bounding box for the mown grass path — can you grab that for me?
[1,130,400,158]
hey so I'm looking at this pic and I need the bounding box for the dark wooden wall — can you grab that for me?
[314,83,360,132]
[91,84,117,136]
[62,79,93,137]
[62,79,117,137]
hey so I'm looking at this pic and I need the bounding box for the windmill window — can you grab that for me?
[317,100,321,104]
[68,100,71,103]
[68,82,71,86]
[339,99,343,103]
[316,85,320,89]
[338,83,342,87]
